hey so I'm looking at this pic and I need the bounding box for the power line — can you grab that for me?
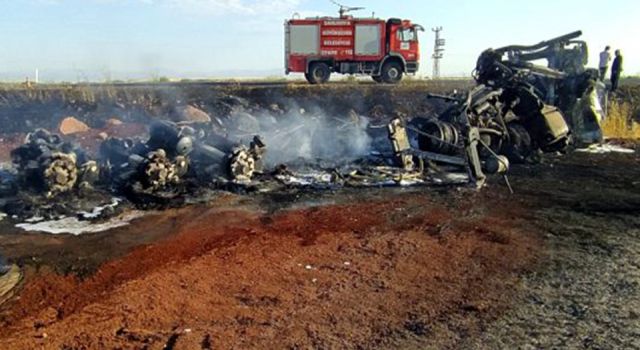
[432,27,445,79]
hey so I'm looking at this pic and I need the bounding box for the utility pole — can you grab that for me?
[432,27,445,79]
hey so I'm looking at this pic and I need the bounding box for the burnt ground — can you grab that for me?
[476,149,640,349]
[0,149,638,349]
[0,83,639,349]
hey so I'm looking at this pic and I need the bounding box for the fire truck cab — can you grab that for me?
[285,14,424,84]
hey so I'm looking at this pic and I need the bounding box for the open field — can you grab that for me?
[0,82,639,349]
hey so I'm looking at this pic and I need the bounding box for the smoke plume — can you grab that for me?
[228,106,372,167]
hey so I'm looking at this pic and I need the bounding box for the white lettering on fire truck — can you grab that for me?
[324,20,351,26]
[323,40,351,46]
[322,30,352,36]
[320,49,353,56]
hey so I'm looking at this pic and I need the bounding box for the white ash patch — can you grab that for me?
[432,173,470,185]
[16,210,146,236]
[79,198,122,219]
[575,144,635,154]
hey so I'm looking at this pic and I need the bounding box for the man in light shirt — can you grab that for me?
[599,46,612,81]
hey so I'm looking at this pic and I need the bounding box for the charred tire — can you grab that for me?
[504,124,532,163]
[306,62,331,84]
[417,120,460,155]
[381,61,403,84]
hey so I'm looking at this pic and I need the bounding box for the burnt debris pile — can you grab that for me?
[98,120,265,197]
[3,118,269,214]
[0,32,613,220]
[0,102,389,219]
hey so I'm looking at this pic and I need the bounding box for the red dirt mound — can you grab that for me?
[0,193,540,349]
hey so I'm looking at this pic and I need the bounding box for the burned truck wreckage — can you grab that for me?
[391,30,607,188]
[0,31,608,221]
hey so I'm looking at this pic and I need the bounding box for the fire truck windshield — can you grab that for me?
[397,28,417,42]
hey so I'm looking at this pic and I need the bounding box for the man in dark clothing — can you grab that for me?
[611,50,623,92]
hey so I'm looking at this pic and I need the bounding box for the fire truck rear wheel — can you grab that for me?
[381,61,403,84]
[306,62,331,84]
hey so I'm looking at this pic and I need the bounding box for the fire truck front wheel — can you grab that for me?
[306,62,331,84]
[381,61,403,84]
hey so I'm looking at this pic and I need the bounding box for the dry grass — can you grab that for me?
[602,100,640,139]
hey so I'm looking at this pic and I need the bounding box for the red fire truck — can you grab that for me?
[284,7,424,84]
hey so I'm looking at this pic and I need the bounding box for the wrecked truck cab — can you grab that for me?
[473,31,603,151]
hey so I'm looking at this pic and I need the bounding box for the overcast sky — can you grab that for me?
[0,0,637,81]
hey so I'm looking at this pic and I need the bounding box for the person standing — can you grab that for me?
[599,46,612,81]
[611,50,624,92]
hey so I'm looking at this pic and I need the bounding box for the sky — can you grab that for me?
[0,0,637,82]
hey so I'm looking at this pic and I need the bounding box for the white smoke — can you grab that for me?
[227,106,372,167]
